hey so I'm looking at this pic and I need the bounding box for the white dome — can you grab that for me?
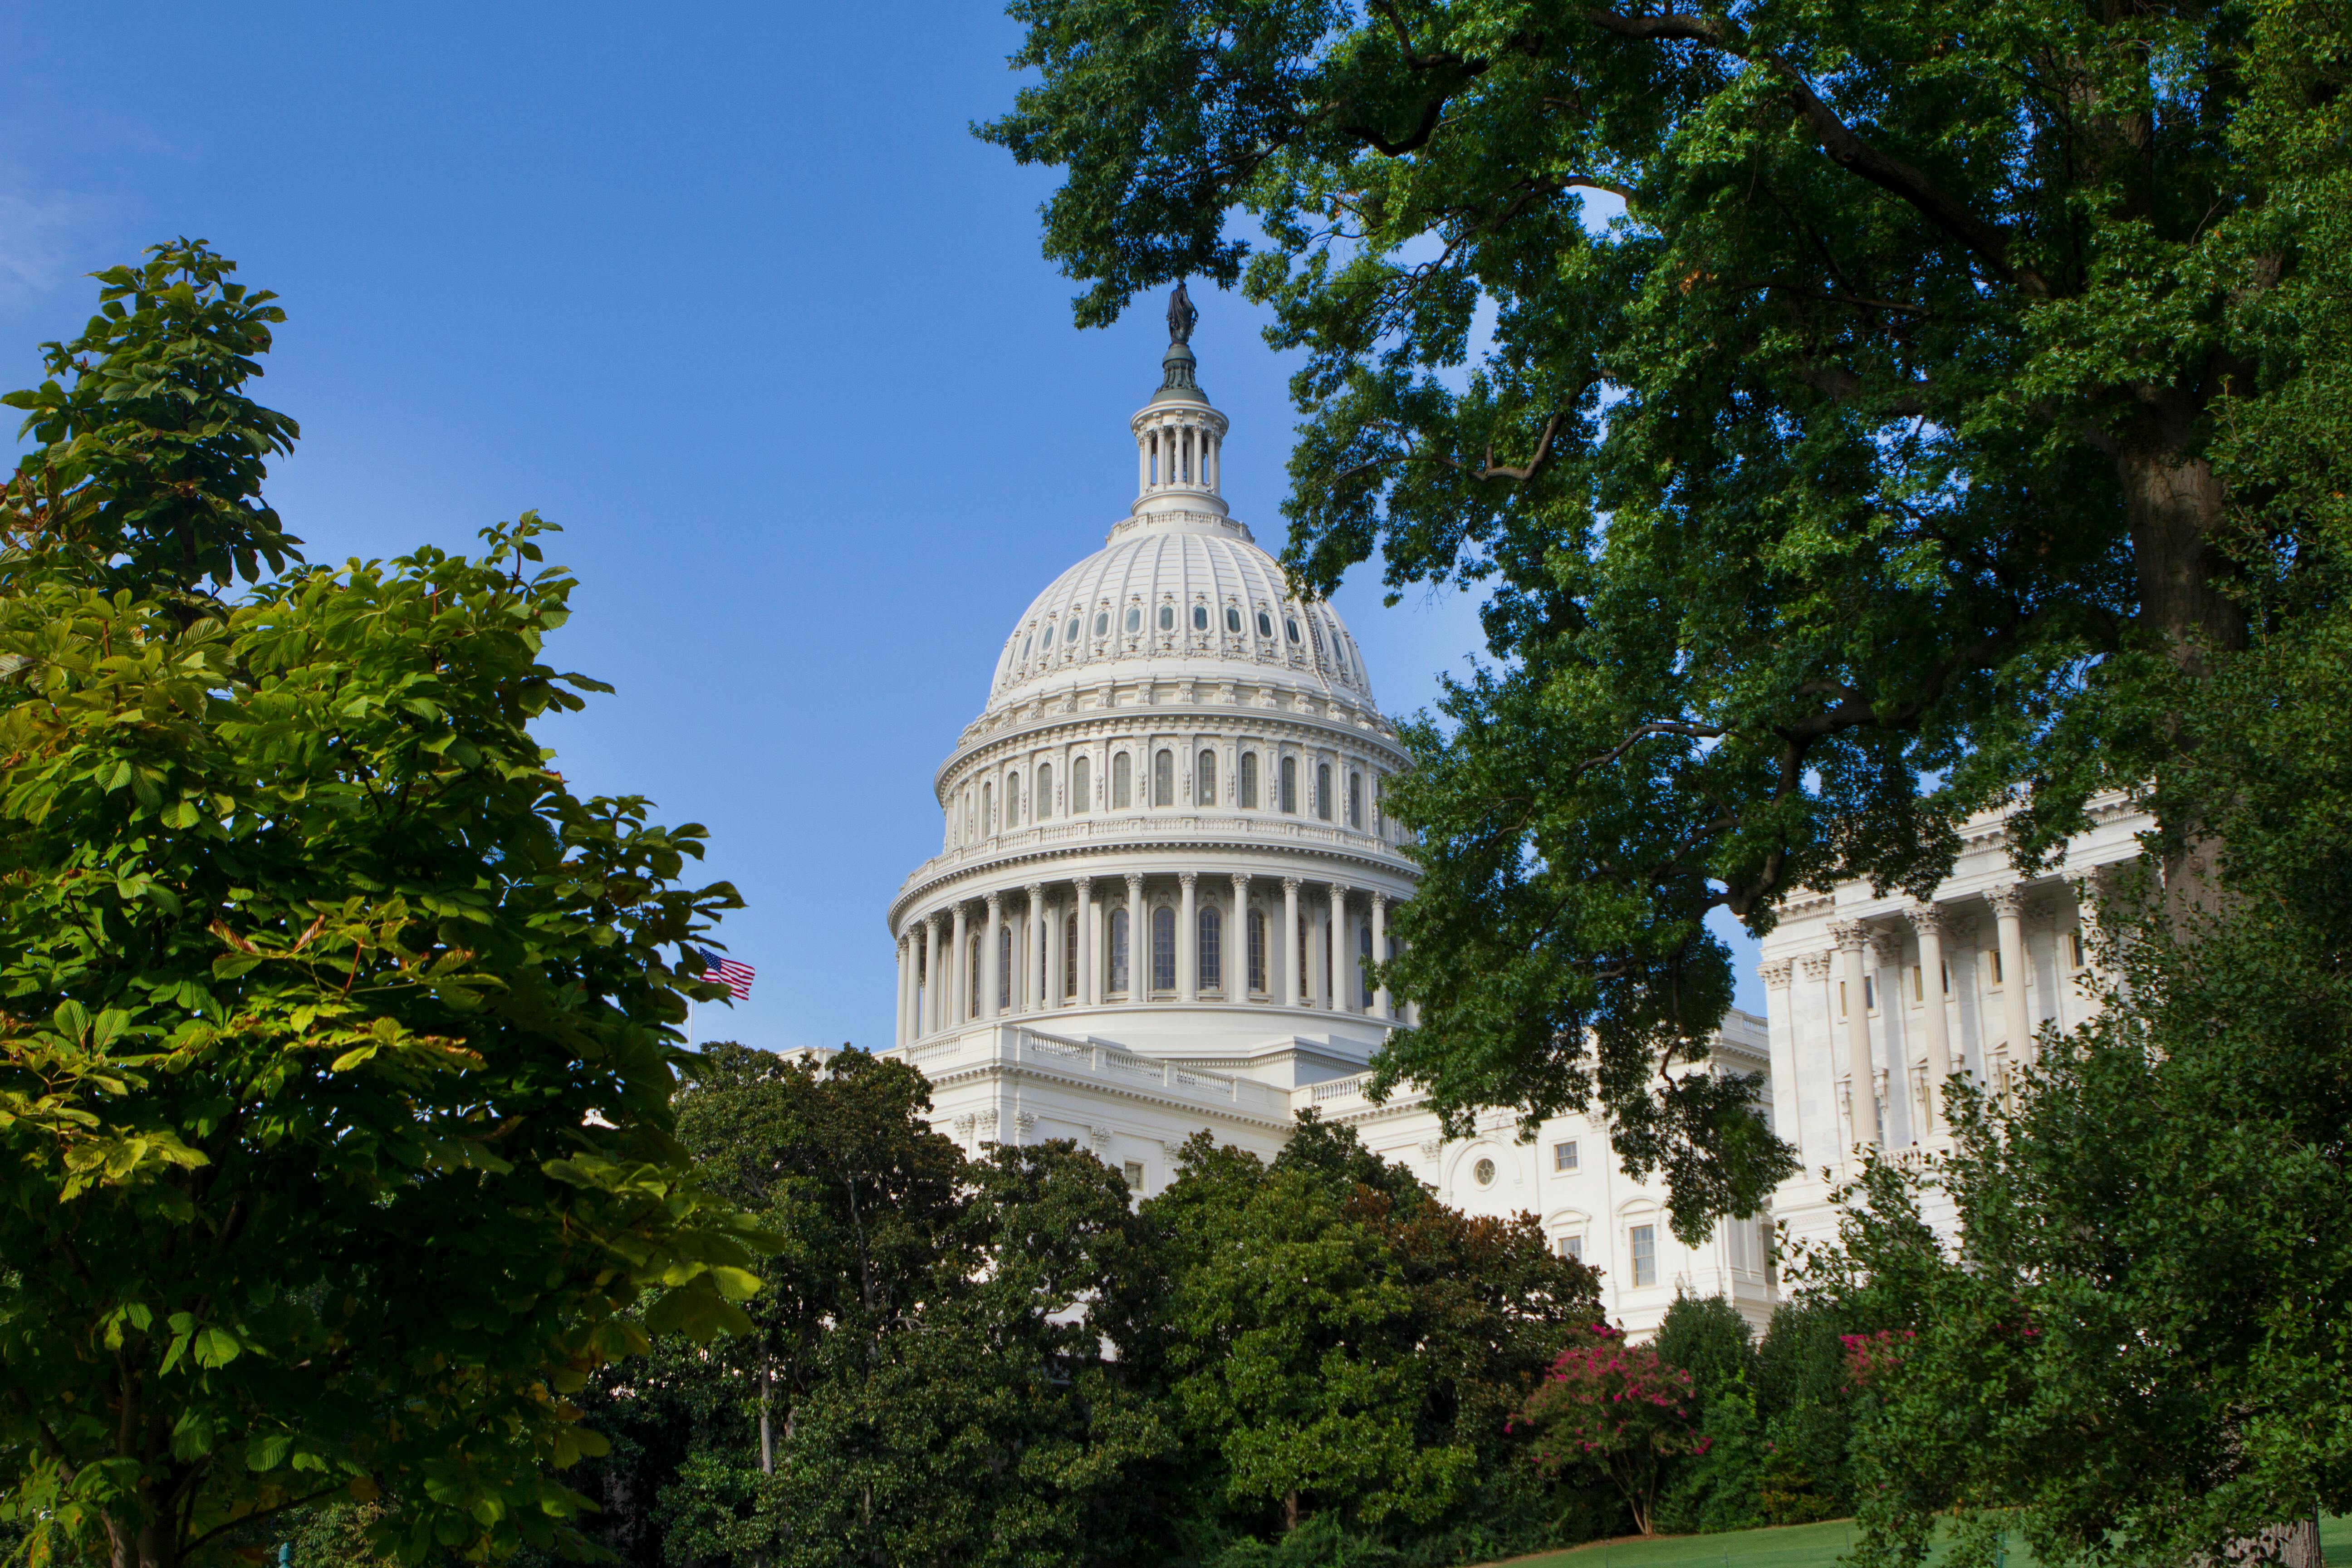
[989,511,1374,709]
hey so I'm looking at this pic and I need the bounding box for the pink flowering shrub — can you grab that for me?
[1838,1329,1916,1389]
[1513,1324,1707,1535]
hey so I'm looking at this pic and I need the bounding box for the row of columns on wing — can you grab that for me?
[1763,880,2096,1157]
[943,735,1397,851]
[1136,405,1224,499]
[891,874,1413,1045]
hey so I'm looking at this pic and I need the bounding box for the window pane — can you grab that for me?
[1239,752,1259,808]
[1553,1140,1579,1172]
[1063,912,1077,999]
[1197,749,1216,806]
[1094,611,1108,637]
[1158,604,1174,631]
[1316,763,1332,821]
[1200,906,1222,990]
[1109,910,1129,994]
[1358,919,1373,1008]
[1193,604,1209,631]
[1248,908,1266,993]
[1042,622,1054,649]
[998,926,1012,1009]
[1226,606,1241,632]
[1257,610,1273,638]
[1152,906,1175,991]
[1558,1235,1583,1263]
[983,782,994,832]
[1112,752,1132,808]
[967,934,980,1019]
[1153,749,1173,807]
[1037,762,1053,820]
[1126,606,1141,633]
[1073,755,1089,811]
[1348,771,1363,828]
[1279,756,1297,813]
[1631,1224,1656,1287]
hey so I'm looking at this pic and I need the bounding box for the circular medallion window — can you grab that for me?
[1158,604,1175,631]
[1473,1157,1497,1188]
[1257,610,1274,638]
[1193,604,1210,631]
[1226,606,1242,633]
[1126,607,1142,633]
[1094,612,1109,637]
[1286,617,1302,643]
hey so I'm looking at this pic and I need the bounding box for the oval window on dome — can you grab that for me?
[1126,607,1142,633]
[1256,610,1274,638]
[1069,616,1083,643]
[1192,604,1209,631]
[1226,606,1242,633]
[1158,604,1174,631]
[1286,616,1301,643]
[1095,612,1109,638]
[1042,623,1054,650]
[1021,634,1033,659]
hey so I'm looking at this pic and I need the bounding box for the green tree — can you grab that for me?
[983,0,2350,1236]
[0,244,764,1568]
[1650,1295,1765,1534]
[1515,1325,1705,1536]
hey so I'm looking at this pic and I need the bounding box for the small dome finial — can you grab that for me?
[1155,280,1206,402]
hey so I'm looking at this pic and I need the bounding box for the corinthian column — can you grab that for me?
[1991,885,2034,1063]
[923,914,944,1038]
[1124,872,1145,999]
[982,892,1003,1021]
[1907,904,1955,1133]
[894,935,911,1048]
[1179,872,1199,1002]
[1830,920,1878,1152]
[1025,882,1047,1014]
[1074,877,1095,1006]
[1229,872,1250,999]
[1282,877,1301,1005]
[1329,883,1353,1013]
[950,902,970,1027]
[1371,893,1391,1019]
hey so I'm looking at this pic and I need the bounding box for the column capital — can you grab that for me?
[1759,959,1793,990]
[1072,875,1093,895]
[1988,884,2027,918]
[1868,928,1905,966]
[1178,870,1198,889]
[1798,952,1833,981]
[1369,889,1389,909]
[928,909,949,931]
[1024,881,1045,901]
[1282,876,1302,892]
[1229,871,1250,893]
[1828,919,1869,953]
[1905,902,1948,936]
[1329,882,1352,898]
[984,890,1003,914]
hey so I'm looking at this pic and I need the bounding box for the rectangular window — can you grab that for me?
[1072,755,1090,813]
[1557,1235,1583,1263]
[2067,930,2084,968]
[1838,980,1847,1018]
[1152,906,1176,991]
[1988,949,2004,985]
[1239,751,1259,808]
[1122,1160,1145,1192]
[1198,749,1216,806]
[1348,770,1363,828]
[1912,964,1924,1002]
[1064,913,1078,1000]
[1036,762,1052,820]
[1279,755,1298,813]
[1864,975,1876,1011]
[1941,959,1951,995]
[1315,762,1333,820]
[1630,1224,1657,1288]
[1111,751,1131,808]
[1553,1140,1579,1173]
[1108,910,1129,994]
[1153,749,1174,807]
[1248,908,1266,993]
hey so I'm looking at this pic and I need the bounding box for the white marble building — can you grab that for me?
[1759,796,2146,1255]
[879,310,1774,1337]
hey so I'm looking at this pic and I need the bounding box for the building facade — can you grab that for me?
[879,306,1774,1337]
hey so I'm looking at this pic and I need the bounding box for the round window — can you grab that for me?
[1193,604,1209,631]
[1473,1157,1497,1188]
[1042,623,1055,649]
[1126,607,1142,633]
[1158,604,1174,631]
[1286,617,1302,643]
[1094,612,1109,637]
[1257,611,1274,638]
[1226,606,1242,633]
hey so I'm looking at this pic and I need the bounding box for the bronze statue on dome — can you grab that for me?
[1167,279,1197,345]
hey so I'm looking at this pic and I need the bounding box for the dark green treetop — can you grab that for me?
[983,0,2350,1234]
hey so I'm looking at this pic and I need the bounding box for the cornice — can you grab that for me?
[918,1057,1294,1134]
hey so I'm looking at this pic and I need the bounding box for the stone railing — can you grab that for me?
[892,1024,1287,1119]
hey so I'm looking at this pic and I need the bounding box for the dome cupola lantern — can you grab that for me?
[1133,281,1230,519]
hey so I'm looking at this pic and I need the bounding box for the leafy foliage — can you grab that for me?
[0,245,762,1568]
[1516,1324,1705,1535]
[982,0,2351,1237]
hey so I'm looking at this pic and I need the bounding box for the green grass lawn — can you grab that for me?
[1490,1514,2352,1568]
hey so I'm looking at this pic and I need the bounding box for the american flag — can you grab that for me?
[694,947,756,1000]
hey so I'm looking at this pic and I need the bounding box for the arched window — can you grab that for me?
[1372,772,1382,833]
[1112,752,1132,808]
[1239,752,1259,808]
[1358,919,1374,1009]
[1153,749,1174,807]
[967,933,980,1018]
[1037,762,1053,820]
[1316,763,1333,821]
[1348,770,1363,829]
[982,781,994,834]
[1064,912,1078,1000]
[1197,749,1216,806]
[1073,755,1090,812]
[1108,909,1130,995]
[1152,906,1176,991]
[999,925,1013,1009]
[1199,906,1223,991]
[1279,755,1298,814]
[1247,908,1266,993]
[1297,911,1311,1001]
[1005,774,1021,827]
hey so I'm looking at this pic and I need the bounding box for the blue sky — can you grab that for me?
[0,1,1758,1051]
